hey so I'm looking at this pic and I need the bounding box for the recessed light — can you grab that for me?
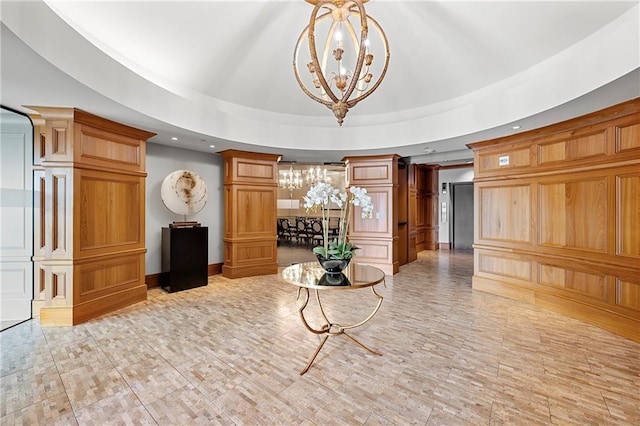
[171,137,178,141]
[209,145,215,149]
[511,125,521,130]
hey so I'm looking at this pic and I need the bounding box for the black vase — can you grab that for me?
[316,255,351,275]
[318,273,351,286]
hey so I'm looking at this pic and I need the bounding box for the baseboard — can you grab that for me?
[439,242,452,250]
[473,275,640,343]
[146,263,222,289]
[146,273,163,289]
[208,263,222,276]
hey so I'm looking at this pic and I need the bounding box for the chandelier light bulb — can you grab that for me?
[279,163,304,190]
[293,0,390,126]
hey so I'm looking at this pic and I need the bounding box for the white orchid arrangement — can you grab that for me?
[303,182,374,260]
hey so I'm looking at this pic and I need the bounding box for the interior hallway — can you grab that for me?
[1,251,639,425]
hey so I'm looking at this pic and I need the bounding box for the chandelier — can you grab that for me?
[304,165,332,185]
[293,0,390,126]
[279,163,303,190]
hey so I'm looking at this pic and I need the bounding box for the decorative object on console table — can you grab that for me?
[160,169,209,292]
[161,169,208,217]
[303,182,374,274]
[161,227,208,293]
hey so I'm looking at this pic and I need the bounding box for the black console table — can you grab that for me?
[161,226,208,292]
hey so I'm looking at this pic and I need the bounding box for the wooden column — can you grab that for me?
[220,150,279,278]
[413,164,440,252]
[423,165,440,251]
[468,98,640,342]
[343,154,399,275]
[413,165,426,253]
[407,164,418,261]
[29,107,154,326]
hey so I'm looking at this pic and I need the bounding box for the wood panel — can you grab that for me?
[76,171,143,254]
[347,237,394,275]
[46,168,72,259]
[350,162,393,184]
[537,130,607,165]
[469,98,640,342]
[222,150,279,184]
[479,185,530,243]
[616,119,640,153]
[478,146,530,173]
[72,283,147,325]
[76,124,144,172]
[478,252,532,281]
[235,188,276,236]
[617,174,640,257]
[222,240,278,278]
[352,189,390,234]
[237,161,275,181]
[538,178,607,252]
[34,170,46,257]
[75,254,142,302]
[538,263,606,300]
[616,278,640,312]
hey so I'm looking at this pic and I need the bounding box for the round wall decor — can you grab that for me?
[161,170,208,216]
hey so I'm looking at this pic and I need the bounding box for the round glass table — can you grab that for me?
[281,262,386,375]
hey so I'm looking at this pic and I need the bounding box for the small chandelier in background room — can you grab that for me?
[293,0,390,126]
[304,165,332,185]
[279,163,303,190]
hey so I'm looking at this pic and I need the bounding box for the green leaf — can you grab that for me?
[312,246,328,257]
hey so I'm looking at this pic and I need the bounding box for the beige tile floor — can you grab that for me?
[1,250,639,425]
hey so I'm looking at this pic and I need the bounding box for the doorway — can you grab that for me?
[450,182,474,250]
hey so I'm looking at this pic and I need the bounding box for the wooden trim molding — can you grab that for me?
[146,263,223,289]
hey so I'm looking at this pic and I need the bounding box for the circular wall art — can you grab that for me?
[161,170,208,216]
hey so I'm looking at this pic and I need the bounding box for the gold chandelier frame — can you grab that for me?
[293,0,390,126]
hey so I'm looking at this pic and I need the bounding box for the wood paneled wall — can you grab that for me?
[415,165,440,251]
[220,150,279,278]
[468,99,640,342]
[29,107,154,326]
[343,154,399,275]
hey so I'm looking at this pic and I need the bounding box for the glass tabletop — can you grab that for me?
[281,262,385,290]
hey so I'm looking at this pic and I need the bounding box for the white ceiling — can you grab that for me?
[1,0,639,164]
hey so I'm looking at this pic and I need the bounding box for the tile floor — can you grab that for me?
[1,250,639,425]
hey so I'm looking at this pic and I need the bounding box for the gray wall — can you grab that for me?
[145,143,224,275]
